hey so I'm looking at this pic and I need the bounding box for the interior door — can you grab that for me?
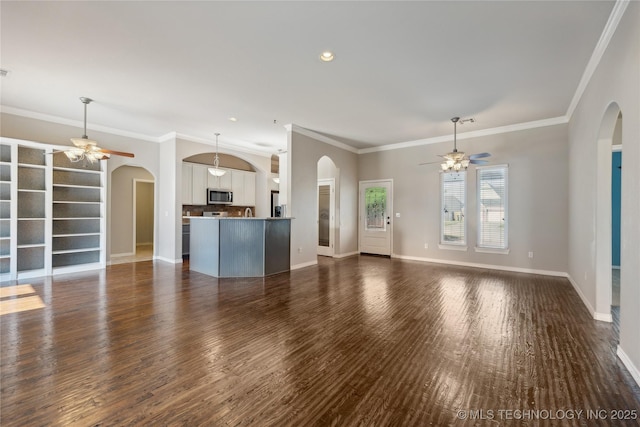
[317,179,334,256]
[359,180,392,256]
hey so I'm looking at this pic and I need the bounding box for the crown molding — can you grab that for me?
[358,116,568,154]
[565,0,630,119]
[174,132,271,158]
[287,124,359,154]
[0,105,162,143]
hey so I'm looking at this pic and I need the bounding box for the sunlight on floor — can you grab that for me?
[110,244,154,265]
[0,284,45,315]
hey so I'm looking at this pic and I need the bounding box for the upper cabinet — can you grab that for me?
[182,162,255,206]
[231,169,256,207]
[191,163,208,205]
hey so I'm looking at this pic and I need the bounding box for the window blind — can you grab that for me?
[441,171,466,245]
[477,166,508,249]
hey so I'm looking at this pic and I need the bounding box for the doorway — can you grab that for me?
[359,180,393,256]
[134,179,154,261]
[317,179,335,257]
[594,104,621,323]
[110,166,155,264]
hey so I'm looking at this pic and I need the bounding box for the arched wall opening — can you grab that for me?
[317,156,339,257]
[594,102,622,323]
[109,165,156,264]
[181,150,276,218]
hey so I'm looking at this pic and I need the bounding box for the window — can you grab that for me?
[365,186,387,231]
[477,165,508,250]
[440,171,466,246]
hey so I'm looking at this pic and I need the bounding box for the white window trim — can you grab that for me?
[440,171,467,247]
[474,246,510,255]
[476,164,508,251]
[439,244,468,251]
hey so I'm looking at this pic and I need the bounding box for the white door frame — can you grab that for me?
[358,179,393,256]
[132,179,155,252]
[317,178,335,257]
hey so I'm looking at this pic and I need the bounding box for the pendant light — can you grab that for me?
[208,133,226,177]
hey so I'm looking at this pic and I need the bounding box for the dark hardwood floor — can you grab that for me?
[1,256,639,426]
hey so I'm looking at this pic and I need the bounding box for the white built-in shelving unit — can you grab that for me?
[0,138,106,281]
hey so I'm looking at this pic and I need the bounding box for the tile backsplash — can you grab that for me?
[182,205,253,217]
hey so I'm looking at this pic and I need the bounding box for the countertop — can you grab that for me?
[183,216,292,220]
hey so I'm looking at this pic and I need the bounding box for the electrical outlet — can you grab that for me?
[528,251,534,258]
[395,213,401,218]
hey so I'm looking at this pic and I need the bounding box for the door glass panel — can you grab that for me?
[318,185,330,247]
[365,186,386,231]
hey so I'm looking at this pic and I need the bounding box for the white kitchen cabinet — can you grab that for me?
[231,170,256,206]
[207,167,232,190]
[191,163,208,205]
[182,162,193,205]
[182,162,255,207]
[244,171,256,206]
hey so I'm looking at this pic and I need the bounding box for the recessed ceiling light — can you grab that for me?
[229,117,237,122]
[320,51,335,62]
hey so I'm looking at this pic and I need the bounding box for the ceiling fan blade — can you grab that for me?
[470,159,488,165]
[469,152,491,159]
[99,148,135,158]
[419,160,442,165]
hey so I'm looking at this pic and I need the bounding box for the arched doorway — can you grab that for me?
[594,103,622,324]
[110,165,155,264]
[317,156,337,257]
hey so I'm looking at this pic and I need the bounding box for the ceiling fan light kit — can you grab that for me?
[63,97,134,163]
[439,116,490,172]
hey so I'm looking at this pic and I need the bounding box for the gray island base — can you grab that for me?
[188,217,291,278]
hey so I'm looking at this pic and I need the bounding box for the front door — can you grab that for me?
[359,180,392,256]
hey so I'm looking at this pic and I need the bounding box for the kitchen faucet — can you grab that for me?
[244,207,253,217]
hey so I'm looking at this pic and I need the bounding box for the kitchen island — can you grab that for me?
[188,217,291,278]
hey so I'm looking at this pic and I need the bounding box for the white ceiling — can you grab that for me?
[0,1,615,154]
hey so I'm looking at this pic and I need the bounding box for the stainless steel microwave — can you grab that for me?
[207,189,233,205]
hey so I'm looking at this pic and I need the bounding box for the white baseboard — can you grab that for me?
[617,345,640,388]
[594,312,613,322]
[53,263,105,276]
[334,251,359,259]
[110,251,135,258]
[566,274,613,323]
[392,254,568,277]
[154,256,183,264]
[568,275,615,322]
[291,260,318,270]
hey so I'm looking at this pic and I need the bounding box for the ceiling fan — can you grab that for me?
[62,97,134,163]
[420,116,490,171]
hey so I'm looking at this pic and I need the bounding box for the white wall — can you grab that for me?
[288,129,358,268]
[567,2,640,383]
[110,166,154,255]
[359,124,569,274]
